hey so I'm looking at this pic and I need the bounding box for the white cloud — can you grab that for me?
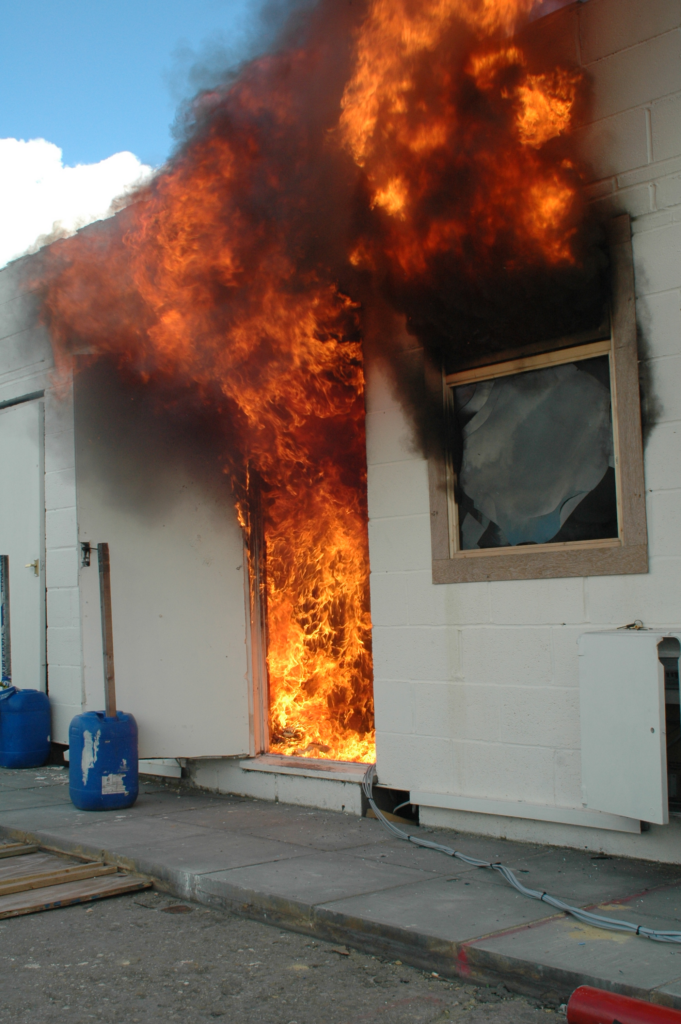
[0,137,154,268]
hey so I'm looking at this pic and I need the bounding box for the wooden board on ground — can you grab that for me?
[0,873,151,919]
[0,843,39,859]
[0,851,82,881]
[0,863,117,897]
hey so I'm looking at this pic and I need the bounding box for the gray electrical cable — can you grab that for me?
[363,764,681,944]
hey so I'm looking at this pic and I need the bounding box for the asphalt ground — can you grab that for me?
[0,890,565,1024]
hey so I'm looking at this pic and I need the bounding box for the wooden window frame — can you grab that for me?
[428,214,648,584]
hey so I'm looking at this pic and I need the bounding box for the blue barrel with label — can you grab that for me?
[69,710,138,811]
[0,687,51,768]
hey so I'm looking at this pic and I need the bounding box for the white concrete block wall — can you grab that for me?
[0,257,82,744]
[367,0,681,858]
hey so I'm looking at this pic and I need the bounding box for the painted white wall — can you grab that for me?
[367,0,681,859]
[0,257,82,743]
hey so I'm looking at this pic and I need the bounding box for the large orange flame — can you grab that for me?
[340,0,582,282]
[39,0,586,764]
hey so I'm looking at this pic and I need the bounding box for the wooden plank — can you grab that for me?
[0,844,39,859]
[0,852,69,880]
[608,214,648,553]
[446,536,621,559]
[0,851,104,882]
[433,544,648,584]
[0,863,117,897]
[444,338,612,386]
[0,873,151,919]
[97,542,117,717]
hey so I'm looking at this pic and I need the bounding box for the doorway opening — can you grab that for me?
[247,475,375,766]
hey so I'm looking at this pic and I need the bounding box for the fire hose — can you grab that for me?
[567,987,681,1024]
[363,764,681,945]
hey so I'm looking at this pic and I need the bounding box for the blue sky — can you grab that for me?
[0,0,271,168]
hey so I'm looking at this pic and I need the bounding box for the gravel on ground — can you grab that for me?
[0,888,566,1024]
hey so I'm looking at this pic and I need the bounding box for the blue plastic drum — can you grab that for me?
[69,710,138,811]
[0,687,51,769]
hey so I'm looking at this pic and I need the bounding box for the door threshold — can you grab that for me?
[239,753,369,784]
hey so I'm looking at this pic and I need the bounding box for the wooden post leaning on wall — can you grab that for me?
[97,542,117,718]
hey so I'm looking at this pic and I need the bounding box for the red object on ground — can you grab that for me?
[567,986,681,1024]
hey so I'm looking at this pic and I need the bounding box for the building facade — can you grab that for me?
[0,0,680,860]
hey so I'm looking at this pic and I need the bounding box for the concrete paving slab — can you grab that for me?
[317,873,558,945]
[598,882,681,928]
[0,786,226,833]
[341,840,480,876]
[469,893,681,996]
[0,768,69,790]
[65,787,392,850]
[409,833,558,866]
[0,786,74,810]
[156,796,350,830]
[0,790,288,839]
[500,847,681,905]
[657,975,681,998]
[100,831,317,887]
[133,786,231,814]
[240,813,393,851]
[0,803,107,834]
[29,815,213,849]
[197,851,432,907]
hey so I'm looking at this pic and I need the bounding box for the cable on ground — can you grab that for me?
[363,763,681,944]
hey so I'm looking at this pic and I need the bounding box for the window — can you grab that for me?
[429,214,648,583]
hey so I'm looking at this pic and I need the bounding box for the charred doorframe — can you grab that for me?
[428,214,648,584]
[245,472,270,756]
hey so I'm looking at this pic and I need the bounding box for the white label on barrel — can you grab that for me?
[82,730,101,786]
[102,773,127,795]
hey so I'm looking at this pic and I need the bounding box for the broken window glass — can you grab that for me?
[450,356,618,549]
